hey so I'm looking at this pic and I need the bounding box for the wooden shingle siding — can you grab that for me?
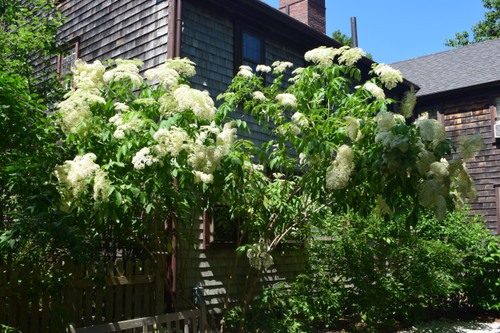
[443,96,500,233]
[59,0,169,72]
[181,1,234,97]
[180,216,305,323]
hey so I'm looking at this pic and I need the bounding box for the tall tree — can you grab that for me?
[0,0,67,264]
[332,29,353,47]
[445,0,500,47]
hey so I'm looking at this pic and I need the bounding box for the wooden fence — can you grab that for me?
[0,259,168,332]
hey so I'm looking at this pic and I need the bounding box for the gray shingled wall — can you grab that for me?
[58,0,169,71]
[180,1,307,319]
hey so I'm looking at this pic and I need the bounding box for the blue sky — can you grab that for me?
[261,0,486,64]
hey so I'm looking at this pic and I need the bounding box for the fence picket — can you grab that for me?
[115,259,124,320]
[133,260,143,317]
[0,258,167,331]
[143,260,151,316]
[105,261,115,322]
[0,265,7,324]
[83,265,93,327]
[125,260,134,319]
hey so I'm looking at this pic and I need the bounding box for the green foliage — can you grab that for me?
[245,208,500,332]
[445,0,500,47]
[0,324,21,333]
[0,0,69,266]
[332,29,353,47]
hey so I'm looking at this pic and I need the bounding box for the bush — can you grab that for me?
[245,208,500,332]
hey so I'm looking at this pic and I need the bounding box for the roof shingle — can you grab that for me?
[391,38,500,97]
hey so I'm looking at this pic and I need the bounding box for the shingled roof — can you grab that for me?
[391,38,500,98]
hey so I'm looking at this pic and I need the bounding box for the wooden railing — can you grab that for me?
[66,309,206,333]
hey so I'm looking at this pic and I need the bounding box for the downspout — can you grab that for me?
[167,0,183,58]
[166,0,183,296]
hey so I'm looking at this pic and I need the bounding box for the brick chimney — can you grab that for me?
[279,0,326,34]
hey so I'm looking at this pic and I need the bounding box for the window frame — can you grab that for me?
[202,204,243,249]
[57,37,79,78]
[234,24,266,75]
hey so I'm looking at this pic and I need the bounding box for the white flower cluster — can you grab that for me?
[344,116,362,141]
[256,64,272,73]
[416,144,476,219]
[400,88,417,119]
[418,158,454,220]
[252,91,266,101]
[56,89,106,135]
[247,242,274,270]
[373,64,403,90]
[291,112,309,127]
[326,145,355,190]
[159,85,216,121]
[132,147,160,170]
[145,58,196,87]
[375,112,408,152]
[272,61,293,73]
[153,126,190,157]
[304,46,365,68]
[103,59,144,87]
[53,153,109,205]
[304,46,338,68]
[338,47,365,67]
[71,59,106,92]
[415,114,446,150]
[109,113,140,139]
[458,134,484,161]
[186,123,237,177]
[56,59,109,135]
[237,65,253,78]
[362,82,385,100]
[275,93,297,108]
[150,122,237,184]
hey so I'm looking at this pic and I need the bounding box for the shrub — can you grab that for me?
[246,208,500,332]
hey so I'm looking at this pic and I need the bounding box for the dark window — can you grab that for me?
[242,32,263,69]
[489,97,500,143]
[57,39,79,88]
[235,27,265,73]
[202,204,243,248]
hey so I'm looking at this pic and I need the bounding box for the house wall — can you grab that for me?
[58,0,169,71]
[441,94,500,234]
[179,2,308,322]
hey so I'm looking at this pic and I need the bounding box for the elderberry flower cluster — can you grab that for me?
[375,111,409,153]
[291,112,309,127]
[275,93,297,108]
[326,145,355,190]
[145,57,196,86]
[109,113,140,139]
[362,82,385,100]
[458,134,484,161]
[373,63,403,90]
[53,153,109,208]
[272,61,293,73]
[103,59,144,87]
[415,113,446,150]
[338,47,365,67]
[132,147,160,170]
[247,242,274,270]
[148,122,237,184]
[159,85,216,121]
[237,65,253,78]
[344,116,362,141]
